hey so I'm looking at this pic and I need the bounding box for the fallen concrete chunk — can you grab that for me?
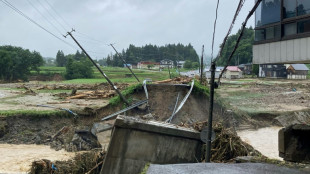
[279,124,310,162]
[100,115,203,174]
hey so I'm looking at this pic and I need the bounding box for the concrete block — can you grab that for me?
[101,116,203,174]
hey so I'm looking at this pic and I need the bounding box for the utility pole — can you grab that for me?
[200,45,204,84]
[110,44,140,82]
[64,29,129,105]
[206,61,216,162]
[168,64,171,79]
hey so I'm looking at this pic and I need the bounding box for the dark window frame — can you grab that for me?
[254,0,310,45]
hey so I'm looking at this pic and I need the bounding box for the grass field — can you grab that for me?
[33,66,180,84]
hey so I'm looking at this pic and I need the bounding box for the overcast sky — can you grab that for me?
[0,0,255,59]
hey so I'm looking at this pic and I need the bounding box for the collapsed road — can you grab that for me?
[0,78,310,173]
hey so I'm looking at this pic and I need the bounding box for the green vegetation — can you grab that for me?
[109,83,143,106]
[217,27,254,66]
[65,58,94,79]
[140,163,150,174]
[0,110,65,117]
[105,43,199,67]
[0,45,44,81]
[35,66,175,84]
[193,79,210,96]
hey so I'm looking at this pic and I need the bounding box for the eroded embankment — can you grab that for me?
[2,82,308,173]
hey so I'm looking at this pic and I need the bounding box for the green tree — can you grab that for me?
[191,62,199,69]
[252,64,259,76]
[56,50,66,67]
[0,46,44,81]
[65,58,94,79]
[183,60,192,69]
[217,27,254,66]
[147,64,154,69]
[106,43,200,67]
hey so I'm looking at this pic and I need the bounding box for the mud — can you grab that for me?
[0,144,75,173]
[237,126,283,160]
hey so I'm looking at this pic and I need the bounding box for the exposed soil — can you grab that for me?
[218,80,310,113]
[0,144,75,173]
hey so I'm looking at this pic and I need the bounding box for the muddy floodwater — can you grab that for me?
[0,144,75,173]
[237,126,283,160]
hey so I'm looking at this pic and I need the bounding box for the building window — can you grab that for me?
[298,19,310,33]
[284,23,297,36]
[255,29,265,41]
[297,0,310,16]
[255,25,280,41]
[283,0,297,19]
[256,0,281,27]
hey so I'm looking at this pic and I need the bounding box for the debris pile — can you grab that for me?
[180,121,262,162]
[66,90,116,99]
[210,124,262,162]
[18,83,129,91]
[155,77,192,84]
[29,150,105,174]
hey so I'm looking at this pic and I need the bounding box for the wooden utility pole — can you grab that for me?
[110,44,140,82]
[64,29,129,105]
[200,45,204,84]
[206,61,216,162]
[168,64,171,79]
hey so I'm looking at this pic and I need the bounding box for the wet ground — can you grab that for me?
[237,126,283,160]
[0,144,75,173]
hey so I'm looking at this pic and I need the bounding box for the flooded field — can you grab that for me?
[237,126,283,160]
[0,144,75,173]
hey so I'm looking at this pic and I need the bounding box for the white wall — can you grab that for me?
[253,37,310,64]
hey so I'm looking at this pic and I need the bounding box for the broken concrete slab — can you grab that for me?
[279,124,310,162]
[100,115,203,174]
[146,163,308,174]
[91,122,113,136]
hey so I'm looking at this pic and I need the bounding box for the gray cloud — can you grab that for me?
[0,0,254,59]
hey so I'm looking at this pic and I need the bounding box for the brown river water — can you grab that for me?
[237,126,283,160]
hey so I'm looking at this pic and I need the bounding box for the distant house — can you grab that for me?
[176,61,185,68]
[238,63,252,75]
[224,66,243,79]
[123,64,132,69]
[160,59,174,68]
[137,61,160,69]
[205,66,224,78]
[259,64,286,78]
[287,64,309,79]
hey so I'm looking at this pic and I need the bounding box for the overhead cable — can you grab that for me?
[217,0,262,83]
[43,0,73,29]
[213,0,245,62]
[36,0,68,32]
[26,0,63,35]
[211,0,220,61]
[0,0,78,50]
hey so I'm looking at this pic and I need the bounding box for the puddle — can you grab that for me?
[0,144,75,173]
[237,126,283,160]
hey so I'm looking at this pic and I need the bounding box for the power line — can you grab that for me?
[26,0,63,35]
[0,0,77,50]
[36,0,68,32]
[75,31,109,45]
[217,0,262,83]
[214,0,245,63]
[43,0,72,29]
[211,0,220,61]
